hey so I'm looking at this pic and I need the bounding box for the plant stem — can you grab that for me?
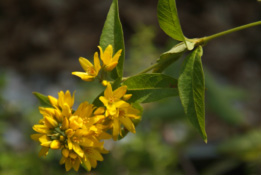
[202,21,261,44]
[135,21,261,75]
[55,127,65,137]
[137,63,159,74]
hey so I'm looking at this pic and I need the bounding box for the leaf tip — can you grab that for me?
[203,137,208,144]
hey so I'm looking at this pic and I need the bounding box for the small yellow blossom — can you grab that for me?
[60,149,81,171]
[111,105,141,140]
[72,55,101,81]
[99,82,141,140]
[98,45,122,71]
[99,82,129,116]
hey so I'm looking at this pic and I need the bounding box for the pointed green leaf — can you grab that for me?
[157,0,185,42]
[33,92,52,107]
[99,0,125,80]
[123,73,178,103]
[178,46,207,142]
[153,41,195,73]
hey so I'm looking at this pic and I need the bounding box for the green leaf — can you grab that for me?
[33,92,52,107]
[123,73,178,103]
[157,0,185,42]
[153,41,195,73]
[178,46,207,142]
[99,0,125,80]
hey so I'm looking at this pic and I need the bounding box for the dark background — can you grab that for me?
[0,0,261,175]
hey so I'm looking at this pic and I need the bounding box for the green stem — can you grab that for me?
[202,21,261,44]
[54,127,65,137]
[134,21,261,75]
[137,63,159,74]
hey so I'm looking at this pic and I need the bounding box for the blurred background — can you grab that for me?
[0,0,261,174]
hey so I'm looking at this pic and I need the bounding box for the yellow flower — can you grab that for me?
[98,82,141,140]
[82,147,106,171]
[111,105,141,140]
[72,55,101,81]
[60,147,107,172]
[60,149,81,171]
[99,82,129,116]
[31,91,110,172]
[98,45,122,71]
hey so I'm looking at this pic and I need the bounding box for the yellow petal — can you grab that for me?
[33,125,50,134]
[44,116,58,128]
[94,107,105,115]
[99,96,109,107]
[106,103,117,116]
[72,72,95,81]
[75,129,91,137]
[39,135,51,147]
[69,151,78,159]
[62,148,70,158]
[86,148,104,161]
[112,119,120,140]
[97,46,104,62]
[79,57,94,72]
[104,62,118,71]
[65,129,74,138]
[123,94,132,101]
[59,156,66,164]
[73,143,84,158]
[102,45,113,65]
[114,85,127,99]
[89,115,105,125]
[65,158,72,171]
[58,91,65,108]
[30,133,43,141]
[39,147,49,157]
[54,109,63,123]
[114,100,129,108]
[39,135,50,143]
[83,157,91,171]
[119,117,135,133]
[69,116,83,130]
[89,158,97,168]
[50,140,61,149]
[67,138,73,150]
[104,82,113,99]
[73,157,81,171]
[79,138,94,147]
[74,102,93,118]
[64,90,74,108]
[39,107,55,116]
[97,131,111,140]
[99,147,109,154]
[61,116,69,130]
[94,52,101,73]
[48,95,58,107]
[62,103,71,118]
[112,49,122,63]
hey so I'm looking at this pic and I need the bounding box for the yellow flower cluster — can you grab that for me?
[31,91,109,171]
[72,45,122,81]
[31,45,141,172]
